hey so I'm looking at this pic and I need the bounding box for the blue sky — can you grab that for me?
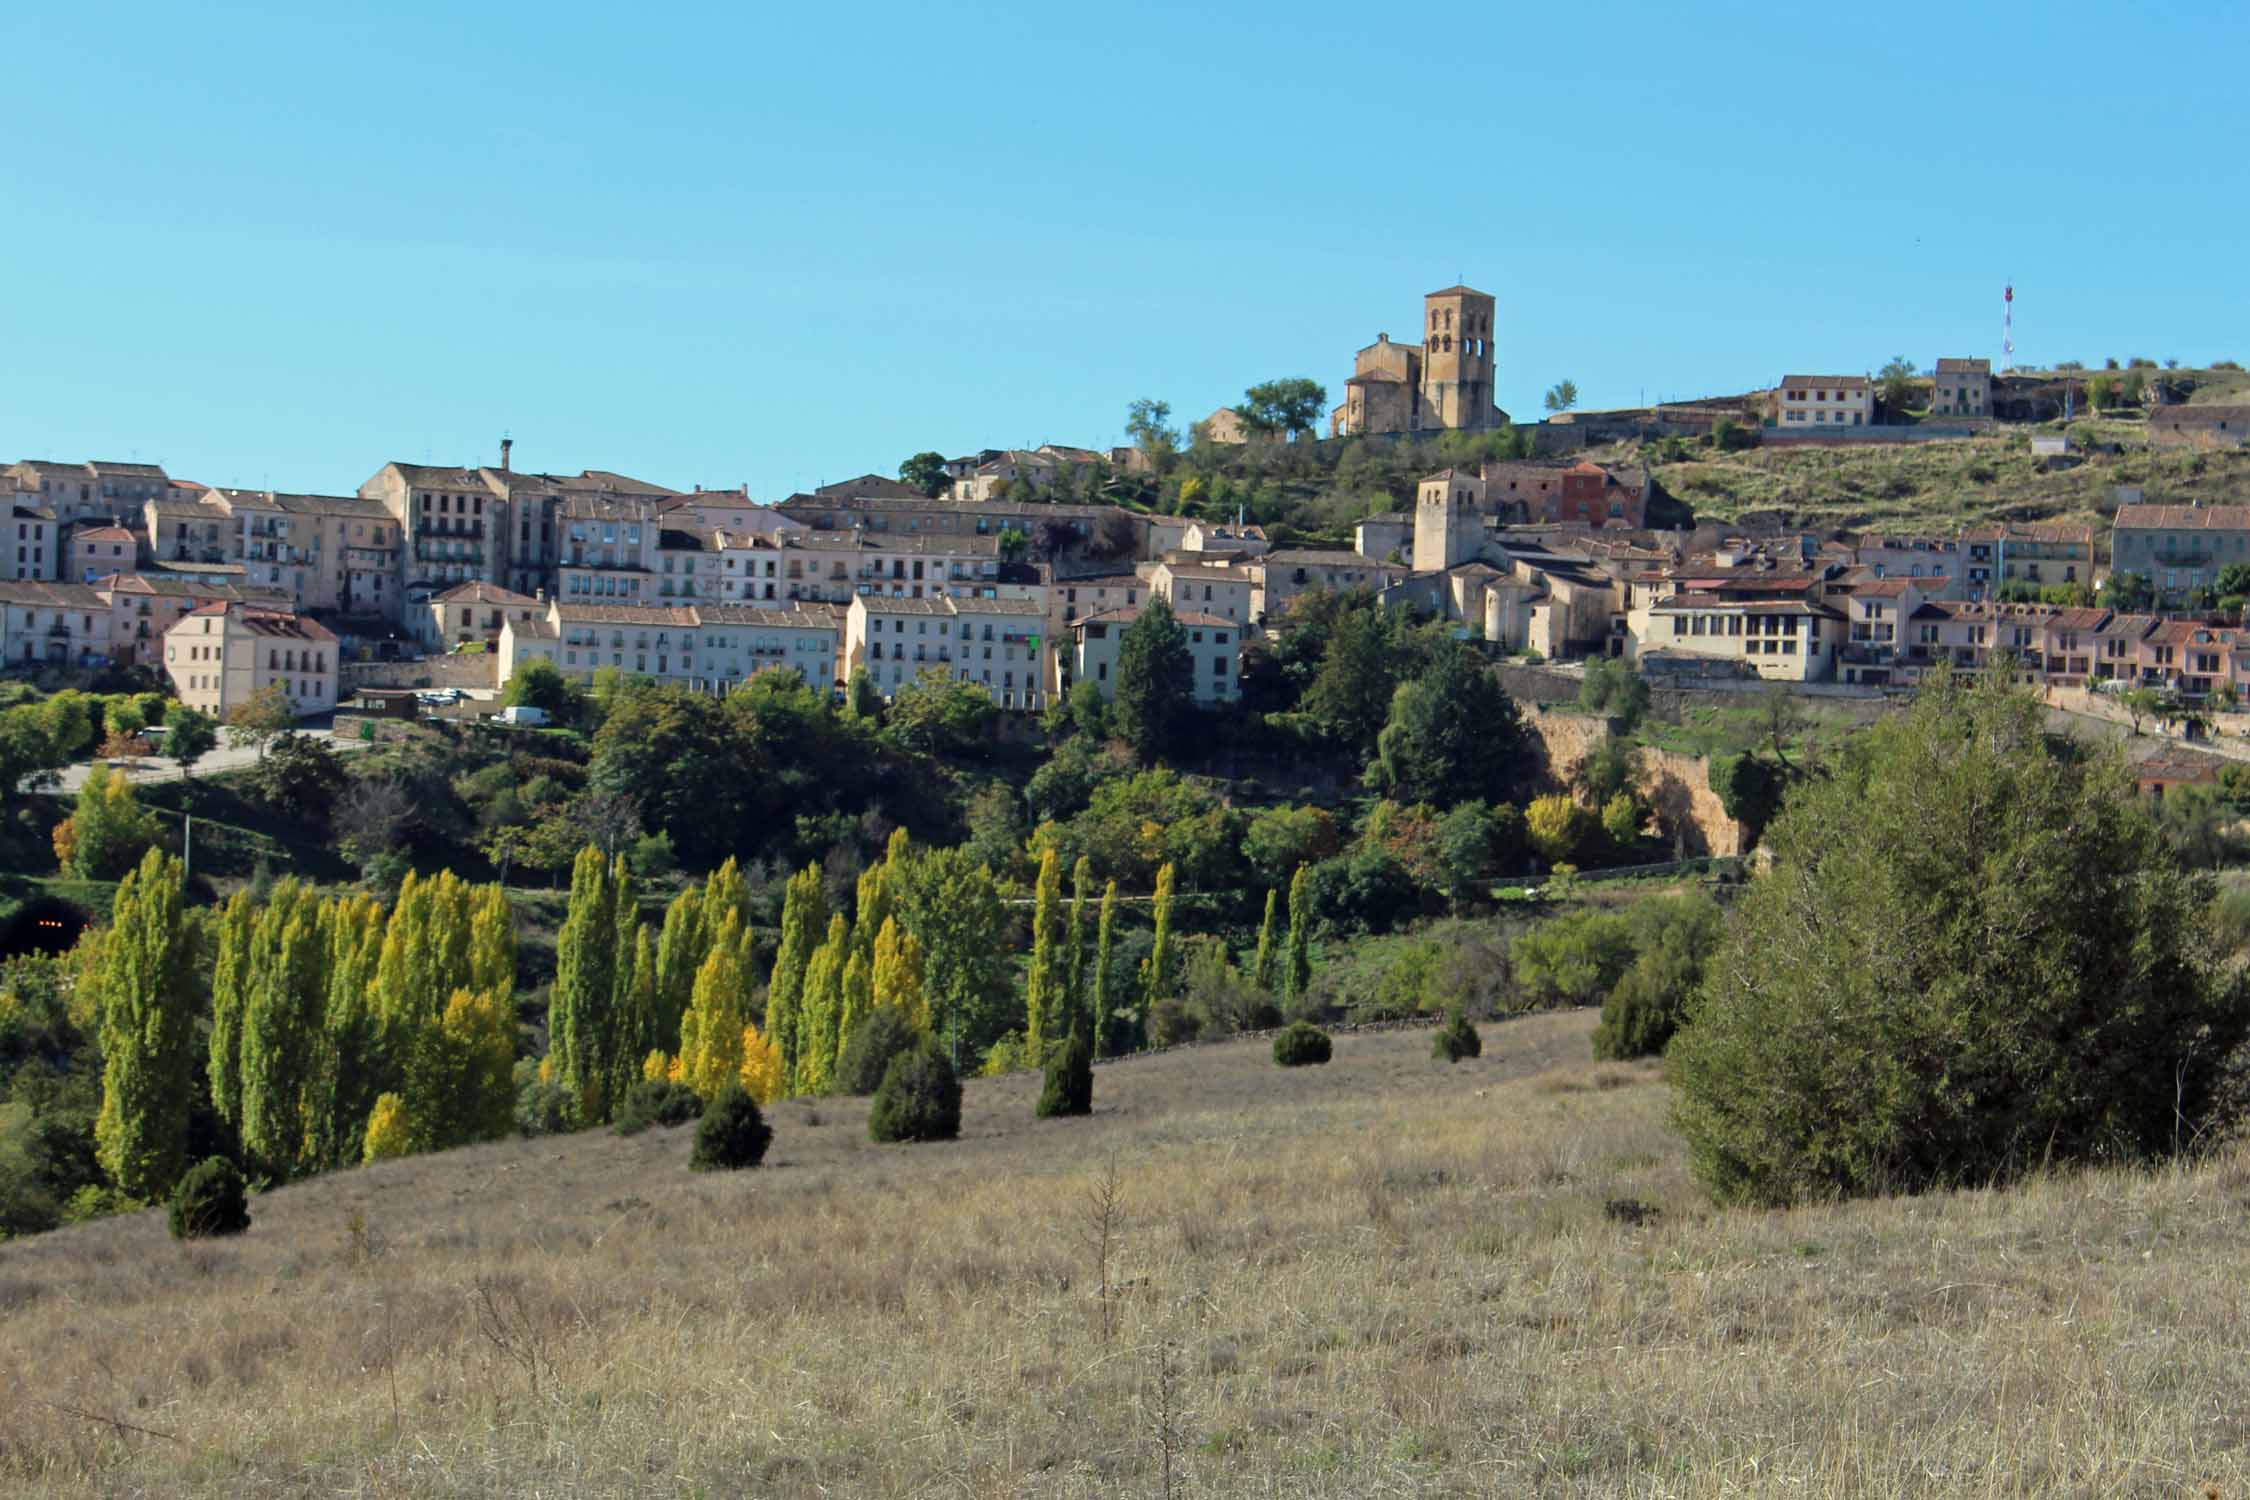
[5,2,2244,497]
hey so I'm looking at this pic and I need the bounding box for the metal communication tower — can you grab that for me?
[2002,284,2014,373]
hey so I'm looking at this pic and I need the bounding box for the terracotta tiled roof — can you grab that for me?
[432,581,541,606]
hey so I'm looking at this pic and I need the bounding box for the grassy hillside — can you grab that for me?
[1644,423,2250,538]
[3,1010,2246,1496]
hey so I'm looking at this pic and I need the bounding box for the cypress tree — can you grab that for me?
[1092,880,1118,1056]
[1025,845,1062,1059]
[206,890,255,1132]
[652,883,704,1052]
[766,863,827,1085]
[796,913,849,1096]
[1141,862,1176,1015]
[1253,887,1280,994]
[551,845,618,1122]
[1285,863,1313,1008]
[92,850,196,1200]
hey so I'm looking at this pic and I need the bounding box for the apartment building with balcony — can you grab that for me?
[163,604,337,719]
[0,581,112,667]
[98,573,293,668]
[144,496,235,565]
[2110,505,2250,601]
[1151,560,1253,626]
[1069,606,1240,706]
[847,594,1052,710]
[1639,595,1844,682]
[7,460,175,525]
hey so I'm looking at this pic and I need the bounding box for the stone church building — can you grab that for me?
[1329,285,1512,438]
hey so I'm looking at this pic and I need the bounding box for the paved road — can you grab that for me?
[40,727,371,793]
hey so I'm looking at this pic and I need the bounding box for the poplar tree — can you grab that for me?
[362,1093,410,1162]
[550,845,618,1121]
[1063,855,1092,1043]
[678,912,750,1101]
[610,927,658,1106]
[767,864,827,1083]
[871,916,929,1034]
[1024,846,1063,1059]
[92,849,195,1200]
[739,1021,785,1105]
[1253,887,1280,994]
[852,845,900,961]
[310,894,386,1170]
[468,883,515,1004]
[607,856,643,1106]
[698,856,747,960]
[1285,863,1313,1008]
[1092,880,1118,1056]
[1141,862,1176,1014]
[240,887,327,1178]
[796,913,849,1096]
[652,883,704,1052]
[837,948,872,1076]
[206,891,255,1131]
[409,988,516,1150]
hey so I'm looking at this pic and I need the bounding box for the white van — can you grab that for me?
[498,705,550,726]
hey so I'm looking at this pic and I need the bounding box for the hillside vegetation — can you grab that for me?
[3,1011,2247,1496]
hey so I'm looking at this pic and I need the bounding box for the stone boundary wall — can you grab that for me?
[342,655,499,691]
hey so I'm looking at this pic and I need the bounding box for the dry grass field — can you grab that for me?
[4,1009,2250,1497]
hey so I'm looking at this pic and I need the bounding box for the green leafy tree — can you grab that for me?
[550,846,618,1123]
[1709,752,1786,847]
[224,682,296,758]
[767,864,827,1085]
[796,914,849,1096]
[501,658,576,719]
[1236,378,1328,438]
[1301,605,1417,758]
[55,765,161,878]
[162,706,218,780]
[239,884,328,1178]
[1577,657,1650,730]
[1671,673,2247,1207]
[206,891,256,1132]
[1284,863,1313,1009]
[899,451,950,498]
[1140,861,1176,1015]
[1062,855,1093,1038]
[1252,887,1280,993]
[1372,648,1530,807]
[1435,801,1499,901]
[1024,846,1063,1058]
[92,850,196,1200]
[1543,378,1580,413]
[1092,880,1119,1053]
[894,846,1011,1060]
[1125,397,1180,467]
[249,733,346,822]
[885,671,998,757]
[1590,892,1724,1059]
[1876,355,1917,413]
[2104,571,2155,612]
[1111,595,1194,763]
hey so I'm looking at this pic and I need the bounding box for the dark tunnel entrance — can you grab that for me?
[0,898,88,959]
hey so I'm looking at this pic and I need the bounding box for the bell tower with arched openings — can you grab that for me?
[1420,285,1499,432]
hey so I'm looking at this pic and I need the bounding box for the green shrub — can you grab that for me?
[1432,1009,1481,1063]
[869,1044,962,1143]
[613,1080,704,1137]
[688,1086,772,1171]
[1671,674,2247,1207]
[1036,1030,1094,1118]
[167,1156,251,1240]
[1272,1021,1332,1067]
[837,1007,920,1096]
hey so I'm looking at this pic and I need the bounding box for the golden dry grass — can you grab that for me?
[4,1010,2249,1496]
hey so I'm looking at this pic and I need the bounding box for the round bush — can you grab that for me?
[614,1080,705,1137]
[167,1156,251,1240]
[1432,1009,1482,1064]
[869,1043,962,1143]
[1272,1021,1332,1068]
[837,1006,920,1096]
[1036,1031,1093,1118]
[689,1086,772,1171]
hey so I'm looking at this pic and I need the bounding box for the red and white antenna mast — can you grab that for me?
[2002,283,2014,373]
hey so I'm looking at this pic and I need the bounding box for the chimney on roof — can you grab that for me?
[500,437,512,473]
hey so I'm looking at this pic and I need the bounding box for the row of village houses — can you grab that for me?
[12,445,2250,720]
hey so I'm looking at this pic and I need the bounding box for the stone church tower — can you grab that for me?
[1414,470,1487,573]
[1420,286,1499,432]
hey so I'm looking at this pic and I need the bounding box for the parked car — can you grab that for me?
[497,705,549,726]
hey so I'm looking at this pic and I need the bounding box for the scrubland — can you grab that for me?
[2,1009,2246,1497]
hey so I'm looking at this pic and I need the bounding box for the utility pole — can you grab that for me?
[182,813,192,884]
